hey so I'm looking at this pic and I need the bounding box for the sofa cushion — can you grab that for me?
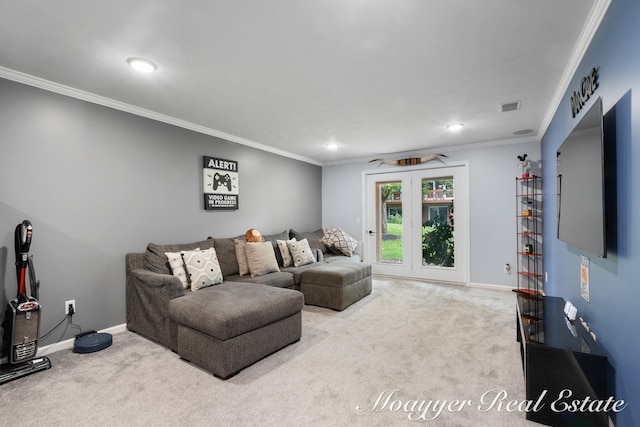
[244,242,281,277]
[289,228,327,254]
[323,252,362,263]
[281,262,324,285]
[260,230,289,266]
[300,262,371,288]
[145,239,215,275]
[287,238,316,267]
[168,282,304,341]
[224,272,295,288]
[212,237,240,277]
[182,247,223,291]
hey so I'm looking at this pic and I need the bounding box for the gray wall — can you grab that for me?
[322,141,540,287]
[0,78,321,348]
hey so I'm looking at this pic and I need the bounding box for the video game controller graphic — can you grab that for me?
[212,173,232,191]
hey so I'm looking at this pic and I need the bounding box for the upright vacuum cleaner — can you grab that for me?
[1,220,51,384]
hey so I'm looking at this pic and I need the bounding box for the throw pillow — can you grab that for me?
[182,247,223,291]
[261,230,289,266]
[234,239,250,276]
[277,238,296,267]
[145,238,215,275]
[244,242,280,277]
[287,238,316,267]
[212,237,240,277]
[319,228,337,251]
[290,228,328,253]
[321,227,358,257]
[165,249,198,289]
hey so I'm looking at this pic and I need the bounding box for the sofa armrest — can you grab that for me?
[126,269,185,350]
[125,252,146,275]
[130,269,185,293]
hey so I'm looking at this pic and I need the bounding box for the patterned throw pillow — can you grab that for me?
[277,238,296,267]
[182,247,223,291]
[165,249,198,289]
[320,227,358,256]
[287,238,316,267]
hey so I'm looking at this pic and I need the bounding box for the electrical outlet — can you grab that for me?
[65,299,76,315]
[504,263,511,275]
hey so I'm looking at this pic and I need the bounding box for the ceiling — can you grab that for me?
[0,1,608,165]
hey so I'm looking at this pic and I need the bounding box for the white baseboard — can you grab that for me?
[468,282,516,292]
[36,323,127,357]
[374,274,516,293]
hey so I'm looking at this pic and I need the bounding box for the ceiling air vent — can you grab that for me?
[500,101,521,113]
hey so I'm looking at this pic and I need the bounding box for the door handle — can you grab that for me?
[368,230,376,235]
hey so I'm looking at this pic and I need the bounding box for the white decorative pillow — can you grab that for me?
[234,239,250,276]
[244,242,280,277]
[182,247,223,291]
[321,227,358,256]
[165,250,197,289]
[277,238,296,267]
[287,238,316,267]
[319,228,336,250]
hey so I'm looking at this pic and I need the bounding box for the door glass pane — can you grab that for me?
[421,177,454,267]
[378,181,403,264]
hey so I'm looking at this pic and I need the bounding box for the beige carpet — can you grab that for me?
[0,277,537,426]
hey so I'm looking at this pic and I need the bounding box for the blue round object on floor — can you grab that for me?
[74,332,112,353]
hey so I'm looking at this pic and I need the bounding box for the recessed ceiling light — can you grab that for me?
[127,57,157,73]
[446,123,464,131]
[326,142,339,150]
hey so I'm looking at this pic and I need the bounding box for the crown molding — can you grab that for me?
[538,0,612,139]
[0,67,323,167]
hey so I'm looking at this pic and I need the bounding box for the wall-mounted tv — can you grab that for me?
[557,96,606,257]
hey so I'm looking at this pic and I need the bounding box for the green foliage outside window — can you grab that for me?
[422,214,454,267]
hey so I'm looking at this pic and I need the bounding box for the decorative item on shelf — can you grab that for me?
[523,209,532,217]
[525,244,534,254]
[517,154,531,177]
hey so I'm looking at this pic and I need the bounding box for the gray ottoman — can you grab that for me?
[168,282,303,379]
[300,263,372,311]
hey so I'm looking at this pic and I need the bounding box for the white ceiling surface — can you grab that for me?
[0,1,607,165]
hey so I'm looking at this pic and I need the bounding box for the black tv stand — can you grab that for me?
[515,294,609,426]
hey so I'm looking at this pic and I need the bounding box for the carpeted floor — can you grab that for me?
[0,277,537,426]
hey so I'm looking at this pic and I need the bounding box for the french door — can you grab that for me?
[364,164,468,284]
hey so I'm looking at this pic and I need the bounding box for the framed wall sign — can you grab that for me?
[203,156,239,210]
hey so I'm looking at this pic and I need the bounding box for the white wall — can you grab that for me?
[322,141,540,287]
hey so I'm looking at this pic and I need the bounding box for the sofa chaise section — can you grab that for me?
[169,282,303,379]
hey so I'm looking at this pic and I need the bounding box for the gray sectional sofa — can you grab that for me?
[125,228,370,378]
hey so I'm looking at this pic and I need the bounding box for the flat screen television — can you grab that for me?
[557,96,606,257]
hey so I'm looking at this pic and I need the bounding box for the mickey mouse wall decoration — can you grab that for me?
[517,154,531,177]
